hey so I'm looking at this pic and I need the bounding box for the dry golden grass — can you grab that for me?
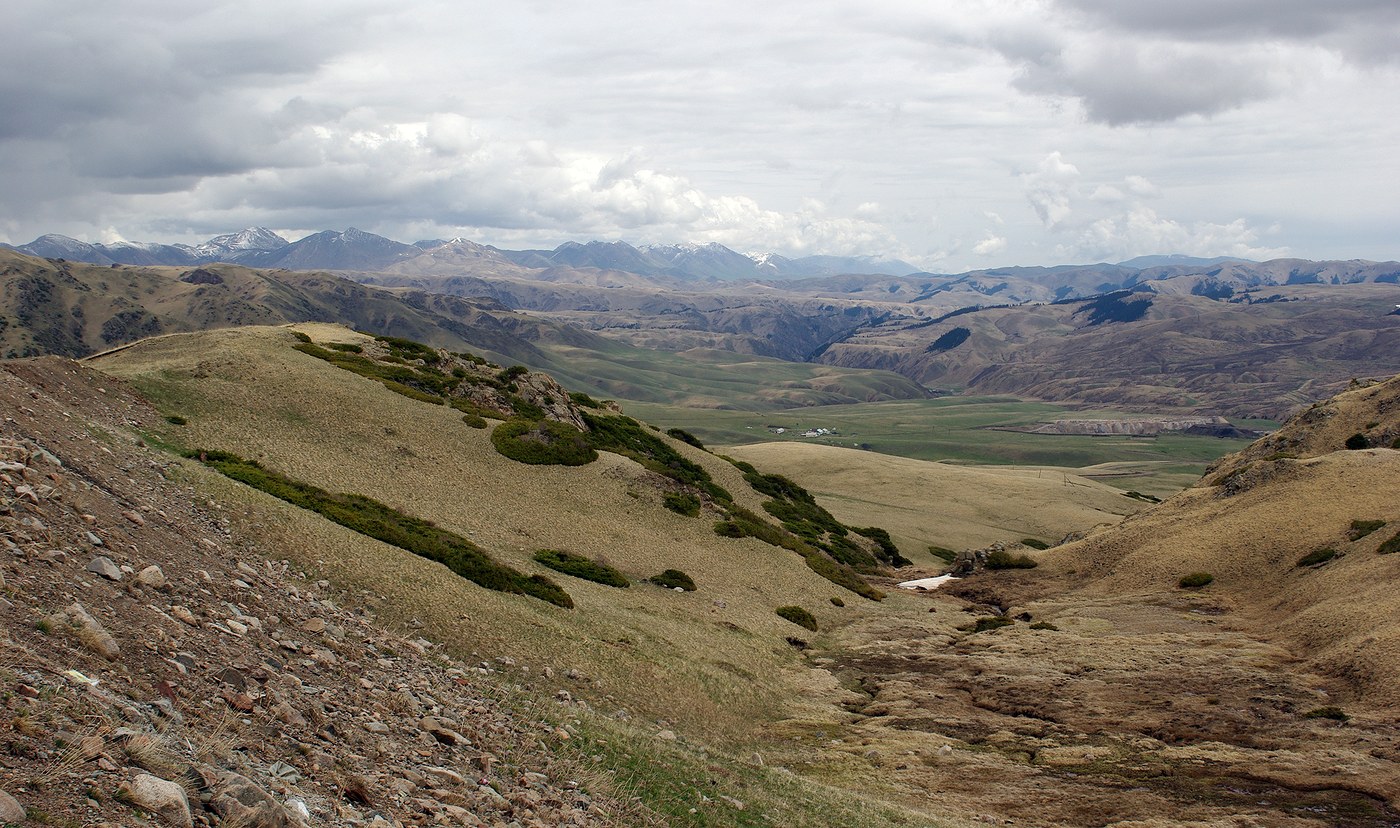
[721,441,1143,559]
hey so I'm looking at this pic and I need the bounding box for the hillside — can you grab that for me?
[818,285,1400,418]
[0,248,929,410]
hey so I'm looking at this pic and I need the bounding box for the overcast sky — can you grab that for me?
[3,0,1397,271]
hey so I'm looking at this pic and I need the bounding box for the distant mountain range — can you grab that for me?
[3,228,918,281]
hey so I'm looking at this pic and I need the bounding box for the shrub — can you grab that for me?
[1020,538,1050,550]
[582,412,731,502]
[1029,621,1059,631]
[662,492,701,517]
[960,616,1013,634]
[569,391,601,409]
[776,605,818,631]
[189,449,572,607]
[829,596,844,607]
[492,419,598,466]
[666,428,704,449]
[375,335,439,362]
[1123,490,1161,503]
[381,381,446,405]
[164,415,187,425]
[1378,531,1400,555]
[1296,547,1337,567]
[1304,706,1350,722]
[1344,433,1369,450]
[853,526,911,567]
[1178,572,1214,589]
[928,545,957,563]
[325,342,363,353]
[650,569,696,591]
[461,414,488,429]
[534,549,629,588]
[1349,519,1386,541]
[291,331,311,343]
[986,549,1038,569]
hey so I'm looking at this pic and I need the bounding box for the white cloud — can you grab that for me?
[1022,151,1080,228]
[974,233,1008,256]
[1068,205,1287,262]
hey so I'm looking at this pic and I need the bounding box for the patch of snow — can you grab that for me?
[897,575,958,591]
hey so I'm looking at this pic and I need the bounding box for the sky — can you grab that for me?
[2,0,1398,272]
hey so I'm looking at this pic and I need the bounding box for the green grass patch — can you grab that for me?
[1349,519,1386,541]
[188,448,572,608]
[986,549,1038,569]
[775,605,817,631]
[928,545,957,563]
[1296,547,1337,567]
[650,569,696,591]
[534,549,629,588]
[492,419,598,466]
[1178,572,1214,589]
[662,492,701,517]
[960,616,1013,633]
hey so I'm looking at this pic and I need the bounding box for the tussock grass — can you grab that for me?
[775,605,818,631]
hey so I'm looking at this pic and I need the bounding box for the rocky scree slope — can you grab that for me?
[0,357,641,827]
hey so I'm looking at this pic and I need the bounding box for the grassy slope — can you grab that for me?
[92,324,906,738]
[721,442,1144,558]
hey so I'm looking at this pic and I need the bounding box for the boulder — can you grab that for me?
[122,773,192,828]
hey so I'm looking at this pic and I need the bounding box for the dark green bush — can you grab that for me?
[492,419,598,466]
[325,342,363,353]
[775,605,818,631]
[1020,538,1050,550]
[1296,547,1337,567]
[960,616,1013,634]
[291,331,311,343]
[829,596,844,607]
[165,415,187,425]
[582,412,731,502]
[986,549,1038,569]
[662,492,701,517]
[928,545,957,563]
[1378,531,1400,555]
[1349,519,1386,541]
[569,391,601,409]
[1178,572,1214,588]
[1123,490,1161,503]
[461,414,487,429]
[509,396,546,420]
[375,335,439,362]
[1029,621,1059,631]
[381,381,446,405]
[666,428,704,449]
[1344,433,1369,450]
[534,549,629,588]
[189,449,572,607]
[650,569,696,591]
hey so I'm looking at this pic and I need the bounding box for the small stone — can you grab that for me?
[123,773,192,828]
[0,790,25,822]
[365,721,391,734]
[135,565,167,589]
[122,510,146,526]
[301,618,326,633]
[86,556,122,581]
[937,744,954,757]
[655,730,677,742]
[747,752,764,767]
[67,602,119,659]
[171,606,197,625]
[86,531,104,547]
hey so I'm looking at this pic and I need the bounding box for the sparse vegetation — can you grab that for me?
[649,569,696,591]
[1020,538,1050,550]
[661,492,701,517]
[188,449,573,607]
[1123,490,1161,503]
[1379,531,1400,555]
[533,549,629,588]
[1304,706,1350,722]
[1348,519,1386,541]
[1296,547,1337,567]
[776,605,818,631]
[986,549,1038,569]
[1178,572,1214,589]
[491,419,597,466]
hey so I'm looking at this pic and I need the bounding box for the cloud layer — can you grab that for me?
[2,0,1396,269]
